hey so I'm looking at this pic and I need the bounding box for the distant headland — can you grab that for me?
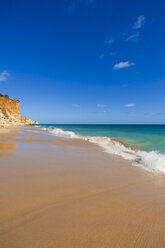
[0,93,38,126]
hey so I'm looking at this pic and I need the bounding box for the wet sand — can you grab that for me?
[0,127,165,247]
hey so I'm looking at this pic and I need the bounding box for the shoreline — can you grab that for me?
[0,127,165,247]
[37,125,165,173]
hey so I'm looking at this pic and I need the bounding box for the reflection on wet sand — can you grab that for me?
[0,128,19,158]
[0,143,17,158]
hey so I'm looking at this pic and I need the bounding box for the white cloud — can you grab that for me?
[0,71,10,81]
[126,32,139,41]
[97,104,107,108]
[72,104,80,107]
[124,104,135,107]
[113,61,135,70]
[133,16,146,29]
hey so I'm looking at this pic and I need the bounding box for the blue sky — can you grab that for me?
[0,0,165,124]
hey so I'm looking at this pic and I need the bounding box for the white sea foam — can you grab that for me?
[40,127,165,173]
[50,128,80,139]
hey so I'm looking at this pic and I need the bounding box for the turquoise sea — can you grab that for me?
[37,124,165,173]
[38,124,165,153]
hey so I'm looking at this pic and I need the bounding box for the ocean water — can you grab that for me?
[37,124,165,173]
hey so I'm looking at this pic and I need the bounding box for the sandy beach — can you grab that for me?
[0,127,165,248]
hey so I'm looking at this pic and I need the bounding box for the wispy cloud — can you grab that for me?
[0,71,10,81]
[72,104,80,107]
[68,1,77,12]
[133,16,146,29]
[124,16,146,41]
[124,103,135,107]
[110,52,117,56]
[105,37,114,45]
[97,104,107,108]
[68,0,96,12]
[94,110,110,114]
[98,53,104,59]
[127,111,165,116]
[113,61,135,70]
[155,112,165,116]
[126,32,139,41]
[87,0,96,3]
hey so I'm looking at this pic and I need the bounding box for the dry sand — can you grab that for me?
[0,127,165,248]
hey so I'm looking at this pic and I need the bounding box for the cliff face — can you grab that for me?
[0,97,38,126]
[0,97,20,116]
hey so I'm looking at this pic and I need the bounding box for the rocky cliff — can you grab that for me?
[0,97,38,126]
[0,97,20,116]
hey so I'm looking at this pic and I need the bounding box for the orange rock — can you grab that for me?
[0,97,20,116]
[0,97,38,126]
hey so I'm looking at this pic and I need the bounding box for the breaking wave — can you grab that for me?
[40,127,165,173]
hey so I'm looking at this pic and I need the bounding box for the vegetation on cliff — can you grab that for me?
[0,93,9,98]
